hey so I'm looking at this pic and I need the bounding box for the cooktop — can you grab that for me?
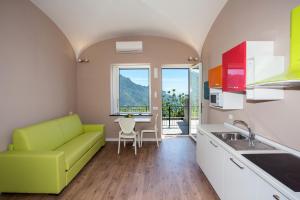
[242,153,300,192]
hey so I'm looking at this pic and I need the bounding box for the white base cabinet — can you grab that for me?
[197,132,224,198]
[196,131,289,200]
[205,137,224,198]
[196,132,207,172]
[223,152,257,200]
[255,173,289,200]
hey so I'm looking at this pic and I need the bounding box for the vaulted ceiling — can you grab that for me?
[31,0,227,57]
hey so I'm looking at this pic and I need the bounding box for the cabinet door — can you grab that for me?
[223,152,256,200]
[196,132,208,172]
[222,41,246,92]
[208,65,222,88]
[205,138,225,199]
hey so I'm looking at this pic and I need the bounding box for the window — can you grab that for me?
[111,64,151,114]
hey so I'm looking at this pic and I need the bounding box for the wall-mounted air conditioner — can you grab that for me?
[116,41,143,53]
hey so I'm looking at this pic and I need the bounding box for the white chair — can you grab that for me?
[141,114,159,147]
[118,118,139,155]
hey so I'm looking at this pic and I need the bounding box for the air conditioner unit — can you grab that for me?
[116,41,143,53]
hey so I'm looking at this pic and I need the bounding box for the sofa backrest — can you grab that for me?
[13,120,64,151]
[57,115,83,142]
[12,114,83,151]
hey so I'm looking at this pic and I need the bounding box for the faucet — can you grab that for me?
[233,120,255,146]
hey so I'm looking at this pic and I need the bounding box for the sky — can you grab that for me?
[162,69,189,94]
[120,69,189,94]
[120,68,189,94]
[120,68,149,86]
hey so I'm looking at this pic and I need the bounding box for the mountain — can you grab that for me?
[119,75,149,106]
[120,73,198,107]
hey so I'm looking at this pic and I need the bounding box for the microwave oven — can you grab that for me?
[210,89,223,107]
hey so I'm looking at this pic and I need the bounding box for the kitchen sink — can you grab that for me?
[211,131,276,151]
[211,131,248,141]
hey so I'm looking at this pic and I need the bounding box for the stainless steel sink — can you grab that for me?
[211,131,248,141]
[211,131,276,151]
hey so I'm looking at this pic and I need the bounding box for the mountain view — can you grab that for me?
[119,75,149,107]
[119,70,199,114]
[120,75,190,106]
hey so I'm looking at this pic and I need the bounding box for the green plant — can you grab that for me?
[162,89,188,118]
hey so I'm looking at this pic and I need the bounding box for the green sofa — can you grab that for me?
[0,114,105,194]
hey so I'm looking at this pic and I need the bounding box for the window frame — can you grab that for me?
[111,63,151,114]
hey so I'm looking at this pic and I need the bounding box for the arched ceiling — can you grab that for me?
[31,0,227,57]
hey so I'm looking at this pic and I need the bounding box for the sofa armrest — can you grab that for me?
[83,124,104,133]
[0,151,66,194]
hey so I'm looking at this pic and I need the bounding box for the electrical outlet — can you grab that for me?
[228,114,234,120]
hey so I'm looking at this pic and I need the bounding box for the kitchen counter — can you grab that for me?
[198,123,300,200]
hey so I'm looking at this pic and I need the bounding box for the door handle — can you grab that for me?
[210,141,218,148]
[273,194,280,200]
[230,158,244,169]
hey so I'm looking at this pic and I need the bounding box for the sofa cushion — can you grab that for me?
[13,120,64,151]
[56,132,102,170]
[57,115,83,143]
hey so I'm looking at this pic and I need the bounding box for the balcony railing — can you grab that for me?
[162,106,197,127]
[162,105,183,124]
[118,105,199,128]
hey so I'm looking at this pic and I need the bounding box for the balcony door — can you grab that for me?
[161,64,202,139]
[189,63,202,141]
[161,67,189,135]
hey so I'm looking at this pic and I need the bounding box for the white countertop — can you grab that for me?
[198,123,300,200]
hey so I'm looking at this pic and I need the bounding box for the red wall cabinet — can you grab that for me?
[222,41,247,92]
[222,41,274,92]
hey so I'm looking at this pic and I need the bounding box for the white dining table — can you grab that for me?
[114,117,152,123]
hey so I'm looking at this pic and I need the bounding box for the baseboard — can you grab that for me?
[106,138,162,142]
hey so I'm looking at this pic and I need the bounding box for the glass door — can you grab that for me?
[161,68,189,135]
[189,63,202,140]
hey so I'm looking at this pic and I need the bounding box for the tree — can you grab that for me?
[162,89,188,118]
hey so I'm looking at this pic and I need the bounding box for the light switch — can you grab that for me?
[154,67,158,79]
[153,107,159,110]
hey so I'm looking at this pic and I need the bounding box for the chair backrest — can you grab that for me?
[118,118,135,134]
[154,114,158,131]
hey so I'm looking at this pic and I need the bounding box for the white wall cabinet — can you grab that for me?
[246,88,284,100]
[246,56,285,100]
[246,56,284,86]
[209,88,244,110]
[245,46,285,100]
[196,130,289,200]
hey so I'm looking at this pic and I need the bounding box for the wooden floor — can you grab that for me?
[0,137,219,200]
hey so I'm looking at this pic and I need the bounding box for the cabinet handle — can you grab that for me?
[273,194,280,200]
[210,141,218,148]
[230,158,244,169]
